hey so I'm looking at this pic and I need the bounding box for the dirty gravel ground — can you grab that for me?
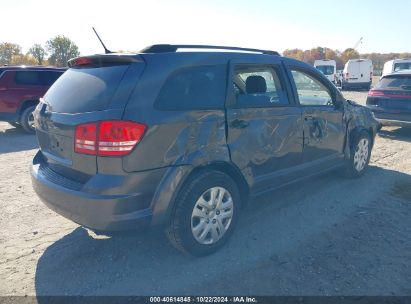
[0,90,410,296]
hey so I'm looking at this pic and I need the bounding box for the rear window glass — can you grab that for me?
[316,65,334,75]
[394,62,411,72]
[376,76,411,90]
[44,66,128,113]
[156,65,226,110]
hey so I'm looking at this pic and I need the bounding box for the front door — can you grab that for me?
[288,68,345,169]
[226,59,304,193]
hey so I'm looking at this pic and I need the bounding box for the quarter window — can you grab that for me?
[291,70,333,106]
[233,66,289,107]
[156,65,226,110]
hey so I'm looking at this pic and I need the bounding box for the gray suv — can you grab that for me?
[31,45,380,256]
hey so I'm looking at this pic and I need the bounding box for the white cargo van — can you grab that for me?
[382,59,411,77]
[314,59,337,84]
[342,59,373,90]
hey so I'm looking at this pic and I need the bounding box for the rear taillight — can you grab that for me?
[75,121,146,156]
[368,90,385,97]
[368,90,411,99]
[98,121,146,156]
[75,123,97,155]
[345,72,349,79]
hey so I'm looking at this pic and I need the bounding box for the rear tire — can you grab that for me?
[166,170,241,256]
[20,106,36,133]
[345,130,372,178]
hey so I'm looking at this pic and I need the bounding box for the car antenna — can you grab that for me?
[92,27,112,54]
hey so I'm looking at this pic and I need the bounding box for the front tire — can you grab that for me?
[20,106,36,133]
[345,131,372,178]
[166,170,241,256]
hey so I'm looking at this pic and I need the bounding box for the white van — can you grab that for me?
[382,59,411,77]
[314,59,336,84]
[342,59,373,90]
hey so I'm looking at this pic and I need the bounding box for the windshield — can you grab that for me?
[394,62,411,72]
[44,65,129,113]
[376,75,411,90]
[316,65,334,75]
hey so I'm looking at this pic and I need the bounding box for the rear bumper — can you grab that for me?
[367,106,411,127]
[377,119,411,127]
[342,81,371,89]
[31,151,167,231]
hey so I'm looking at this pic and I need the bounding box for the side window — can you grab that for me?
[50,72,64,83]
[14,71,41,86]
[156,65,226,110]
[40,71,64,86]
[233,66,289,107]
[291,70,333,106]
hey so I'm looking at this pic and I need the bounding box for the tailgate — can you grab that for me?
[34,55,145,182]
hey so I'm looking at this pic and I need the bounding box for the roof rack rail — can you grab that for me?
[140,44,280,56]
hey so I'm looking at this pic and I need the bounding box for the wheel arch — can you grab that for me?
[345,126,374,159]
[187,161,250,204]
[150,161,250,227]
[18,99,39,117]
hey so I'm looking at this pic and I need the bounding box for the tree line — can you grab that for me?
[1,39,410,72]
[283,47,411,73]
[0,36,80,67]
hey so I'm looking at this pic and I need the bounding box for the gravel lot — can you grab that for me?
[1,89,410,296]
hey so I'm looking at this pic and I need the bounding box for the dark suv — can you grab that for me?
[0,66,65,132]
[31,45,379,256]
[366,70,411,127]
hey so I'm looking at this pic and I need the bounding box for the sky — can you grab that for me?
[1,0,410,56]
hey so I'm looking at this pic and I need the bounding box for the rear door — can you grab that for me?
[358,61,371,83]
[0,70,16,113]
[287,66,345,170]
[348,61,360,83]
[8,70,47,107]
[226,57,303,193]
[34,56,145,181]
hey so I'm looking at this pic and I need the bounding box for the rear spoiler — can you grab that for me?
[68,54,142,68]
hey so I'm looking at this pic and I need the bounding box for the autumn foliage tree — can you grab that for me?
[340,48,360,63]
[46,36,80,67]
[283,49,304,61]
[28,44,47,65]
[10,54,37,65]
[1,36,80,67]
[284,47,363,69]
[0,42,22,65]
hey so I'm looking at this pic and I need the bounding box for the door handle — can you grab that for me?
[231,119,249,129]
